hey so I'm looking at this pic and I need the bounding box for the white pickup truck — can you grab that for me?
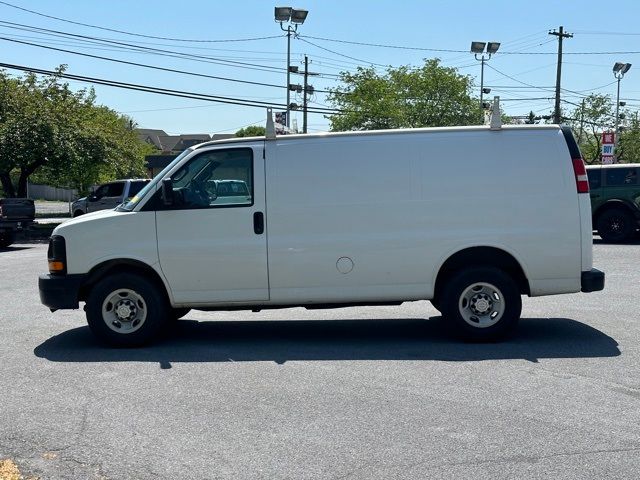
[39,123,604,346]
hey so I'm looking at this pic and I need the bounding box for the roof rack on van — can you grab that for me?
[489,96,502,131]
[266,108,276,140]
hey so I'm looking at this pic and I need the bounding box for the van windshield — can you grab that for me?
[117,149,193,211]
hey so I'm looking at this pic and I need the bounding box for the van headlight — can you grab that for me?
[48,235,67,275]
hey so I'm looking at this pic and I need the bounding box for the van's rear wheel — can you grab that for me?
[86,273,169,347]
[430,298,442,313]
[441,267,521,342]
[597,208,634,243]
[172,308,191,320]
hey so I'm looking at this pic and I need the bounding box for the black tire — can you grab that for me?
[73,210,85,218]
[596,208,634,243]
[441,267,521,342]
[430,298,442,313]
[172,308,191,320]
[85,272,170,347]
[0,231,16,248]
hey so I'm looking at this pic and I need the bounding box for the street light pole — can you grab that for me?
[612,62,631,158]
[275,7,309,131]
[479,56,485,110]
[615,73,621,137]
[471,41,500,123]
[286,25,291,128]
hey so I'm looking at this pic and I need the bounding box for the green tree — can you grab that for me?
[567,95,615,164]
[565,94,640,164]
[618,113,640,163]
[0,67,150,197]
[326,59,479,131]
[235,125,265,137]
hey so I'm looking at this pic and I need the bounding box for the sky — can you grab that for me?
[2,0,640,135]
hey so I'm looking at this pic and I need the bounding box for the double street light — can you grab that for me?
[471,41,500,116]
[613,62,632,151]
[275,7,309,130]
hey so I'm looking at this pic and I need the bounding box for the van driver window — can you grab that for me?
[170,149,253,209]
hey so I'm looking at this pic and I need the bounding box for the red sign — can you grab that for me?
[602,132,615,144]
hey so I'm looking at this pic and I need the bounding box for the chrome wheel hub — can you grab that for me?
[102,289,147,334]
[458,282,505,329]
[115,300,137,320]
[470,294,492,314]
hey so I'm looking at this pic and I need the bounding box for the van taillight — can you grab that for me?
[572,158,589,193]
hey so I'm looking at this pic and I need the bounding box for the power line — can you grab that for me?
[0,20,288,74]
[0,36,289,90]
[0,62,344,114]
[484,63,552,91]
[0,0,282,43]
[573,30,640,36]
[298,37,390,68]
[299,34,468,53]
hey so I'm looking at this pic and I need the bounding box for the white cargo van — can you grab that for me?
[39,122,604,346]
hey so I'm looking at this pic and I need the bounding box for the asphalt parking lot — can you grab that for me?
[1,239,639,479]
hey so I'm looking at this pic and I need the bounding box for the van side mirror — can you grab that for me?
[161,178,174,206]
[88,194,98,202]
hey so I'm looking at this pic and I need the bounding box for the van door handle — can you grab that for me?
[253,212,264,235]
[591,194,600,198]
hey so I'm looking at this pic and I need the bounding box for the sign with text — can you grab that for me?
[602,132,615,144]
[601,131,616,164]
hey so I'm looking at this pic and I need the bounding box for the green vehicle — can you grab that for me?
[586,164,640,242]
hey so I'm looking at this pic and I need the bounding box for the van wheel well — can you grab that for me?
[434,247,530,301]
[79,260,169,303]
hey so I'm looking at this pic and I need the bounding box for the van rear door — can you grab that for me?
[155,144,269,304]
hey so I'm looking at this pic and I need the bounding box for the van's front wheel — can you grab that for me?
[85,273,169,347]
[441,267,521,342]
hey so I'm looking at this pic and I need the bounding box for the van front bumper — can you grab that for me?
[38,274,86,310]
[581,268,605,293]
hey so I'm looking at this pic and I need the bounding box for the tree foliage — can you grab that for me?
[326,59,480,131]
[567,94,615,164]
[567,94,640,164]
[0,67,151,197]
[235,125,266,137]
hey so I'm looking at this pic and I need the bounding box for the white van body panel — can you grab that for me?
[266,128,581,302]
[155,144,270,304]
[53,209,160,276]
[50,124,593,309]
[578,194,594,272]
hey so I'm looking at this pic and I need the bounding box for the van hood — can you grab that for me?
[53,208,121,236]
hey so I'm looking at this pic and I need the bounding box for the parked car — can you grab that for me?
[39,124,604,347]
[71,179,150,217]
[0,198,35,247]
[207,179,252,205]
[586,164,640,242]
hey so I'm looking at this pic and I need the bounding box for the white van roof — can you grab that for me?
[194,124,562,150]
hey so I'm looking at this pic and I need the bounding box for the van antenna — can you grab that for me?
[489,96,502,130]
[265,108,276,140]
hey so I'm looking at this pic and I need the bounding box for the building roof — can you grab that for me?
[135,129,220,152]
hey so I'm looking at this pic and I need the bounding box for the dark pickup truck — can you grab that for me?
[0,198,35,247]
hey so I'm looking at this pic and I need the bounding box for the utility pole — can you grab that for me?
[302,55,318,134]
[549,26,573,124]
[303,55,309,134]
[578,98,585,142]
